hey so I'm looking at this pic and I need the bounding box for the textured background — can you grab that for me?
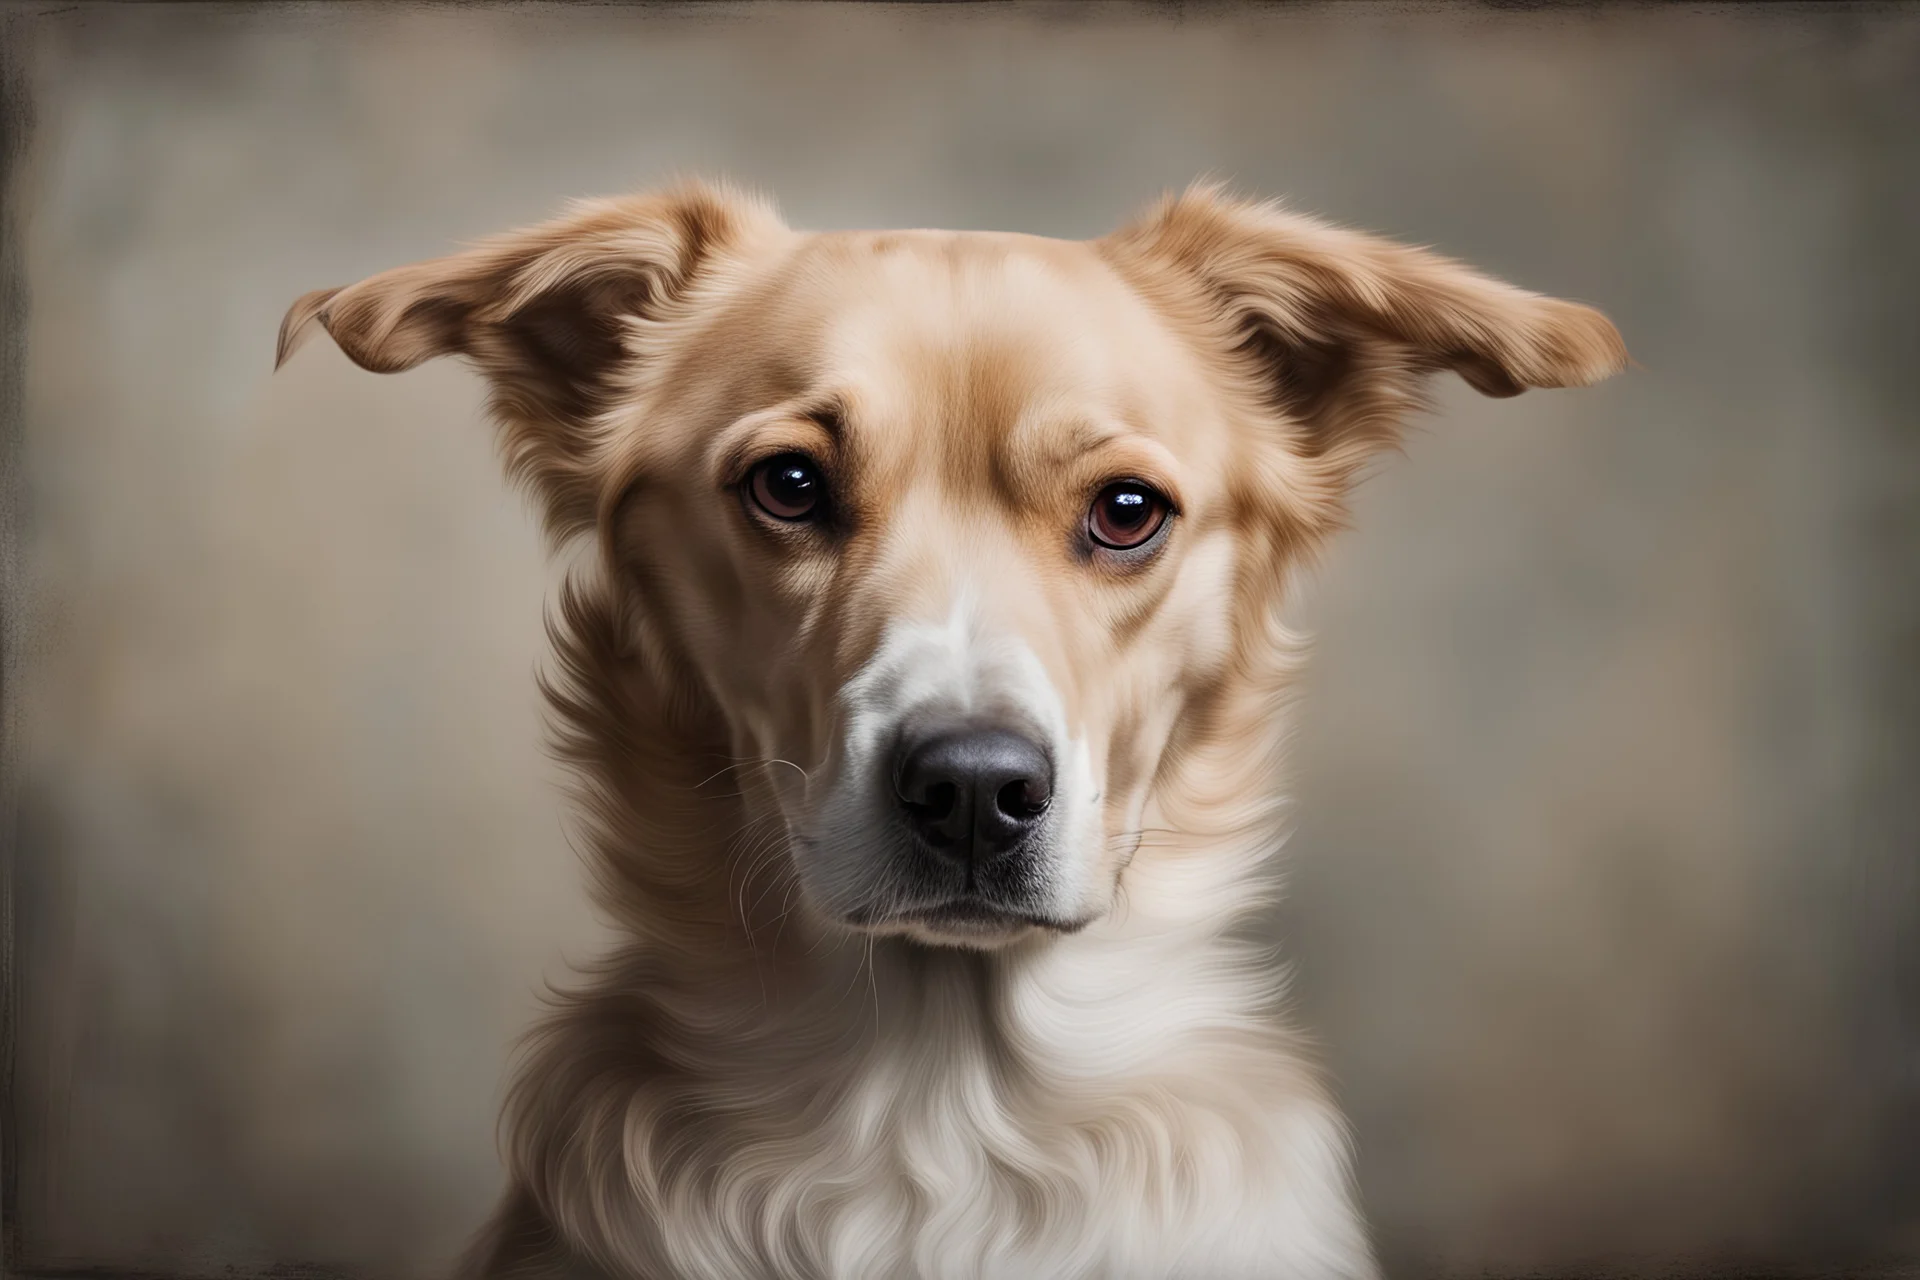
[5,4,1918,1277]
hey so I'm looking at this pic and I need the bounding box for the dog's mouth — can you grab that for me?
[847,896,1091,946]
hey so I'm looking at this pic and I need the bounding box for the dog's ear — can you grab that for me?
[277,180,785,538]
[1100,183,1627,483]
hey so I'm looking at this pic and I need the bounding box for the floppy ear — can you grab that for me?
[1100,183,1627,483]
[277,181,785,538]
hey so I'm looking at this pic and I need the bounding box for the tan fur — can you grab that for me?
[278,180,1625,1279]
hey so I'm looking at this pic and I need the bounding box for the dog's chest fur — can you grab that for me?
[533,925,1375,1280]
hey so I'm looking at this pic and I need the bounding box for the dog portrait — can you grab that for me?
[5,6,1916,1280]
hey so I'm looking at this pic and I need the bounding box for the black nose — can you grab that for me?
[895,727,1053,862]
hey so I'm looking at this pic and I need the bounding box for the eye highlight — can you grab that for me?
[748,453,826,522]
[1088,480,1171,551]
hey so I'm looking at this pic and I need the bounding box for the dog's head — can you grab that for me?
[280,181,1624,949]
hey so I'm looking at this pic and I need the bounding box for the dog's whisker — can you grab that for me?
[720,814,787,908]
[759,756,814,782]
[727,824,794,932]
[768,879,804,954]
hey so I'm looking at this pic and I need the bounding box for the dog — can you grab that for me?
[277,180,1625,1279]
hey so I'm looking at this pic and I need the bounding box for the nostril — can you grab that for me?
[995,777,1051,821]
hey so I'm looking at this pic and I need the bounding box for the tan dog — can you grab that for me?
[278,181,1625,1280]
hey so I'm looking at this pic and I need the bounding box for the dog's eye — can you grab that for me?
[1088,481,1170,550]
[748,454,825,522]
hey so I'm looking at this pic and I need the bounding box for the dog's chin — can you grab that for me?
[849,899,1092,951]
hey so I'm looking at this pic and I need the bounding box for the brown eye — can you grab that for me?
[749,454,825,522]
[1088,481,1170,550]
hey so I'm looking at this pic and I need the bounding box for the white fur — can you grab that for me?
[542,909,1375,1279]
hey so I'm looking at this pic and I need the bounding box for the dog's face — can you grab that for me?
[280,182,1624,949]
[605,231,1252,945]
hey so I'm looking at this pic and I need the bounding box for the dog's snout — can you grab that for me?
[895,727,1053,861]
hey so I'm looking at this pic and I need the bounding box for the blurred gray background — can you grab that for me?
[5,3,1917,1277]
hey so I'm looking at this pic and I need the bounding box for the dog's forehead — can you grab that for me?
[766,230,1216,454]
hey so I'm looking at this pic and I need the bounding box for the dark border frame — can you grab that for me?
[1,7,32,1276]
